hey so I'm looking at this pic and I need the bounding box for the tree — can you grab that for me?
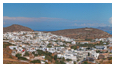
[74,61,76,64]
[66,59,72,61]
[86,47,90,50]
[32,52,38,56]
[60,60,66,64]
[16,53,21,57]
[16,53,28,60]
[54,55,57,60]
[100,41,103,44]
[45,55,52,62]
[88,52,90,56]
[50,55,54,59]
[13,48,16,50]
[96,50,100,53]
[55,60,59,64]
[62,57,65,61]
[24,51,29,56]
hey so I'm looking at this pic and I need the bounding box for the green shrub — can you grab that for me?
[24,52,29,56]
[54,55,57,60]
[96,50,100,53]
[37,50,45,55]
[55,60,60,64]
[66,59,72,61]
[74,61,76,64]
[45,55,52,62]
[18,57,28,60]
[108,57,112,60]
[30,60,41,63]
[88,52,90,56]
[16,53,21,57]
[71,46,77,50]
[83,61,88,64]
[60,61,66,64]
[62,57,65,61]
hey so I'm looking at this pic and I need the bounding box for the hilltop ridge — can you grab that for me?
[3,24,33,33]
[50,28,112,40]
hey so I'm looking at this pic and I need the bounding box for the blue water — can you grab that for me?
[105,31,112,35]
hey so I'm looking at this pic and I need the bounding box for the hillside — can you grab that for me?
[50,28,112,40]
[3,24,33,33]
[3,42,29,64]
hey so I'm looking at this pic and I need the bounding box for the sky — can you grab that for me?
[3,3,112,31]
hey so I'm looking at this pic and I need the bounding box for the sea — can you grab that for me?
[105,31,112,35]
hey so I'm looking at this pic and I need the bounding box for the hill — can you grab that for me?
[3,24,112,40]
[50,28,112,40]
[3,24,33,33]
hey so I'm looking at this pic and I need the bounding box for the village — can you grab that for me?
[3,31,112,64]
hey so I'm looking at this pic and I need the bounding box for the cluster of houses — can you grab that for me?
[3,31,112,64]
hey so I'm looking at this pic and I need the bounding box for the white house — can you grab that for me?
[64,53,77,61]
[9,46,18,50]
[57,54,64,58]
[80,42,89,44]
[41,60,45,64]
[95,45,107,50]
[71,41,76,45]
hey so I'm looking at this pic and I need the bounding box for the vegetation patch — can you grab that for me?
[30,60,41,63]
[3,42,13,48]
[18,57,28,60]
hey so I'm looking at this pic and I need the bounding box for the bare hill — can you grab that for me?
[50,28,112,39]
[3,24,33,33]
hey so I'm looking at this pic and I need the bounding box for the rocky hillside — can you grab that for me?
[3,24,33,33]
[50,28,112,39]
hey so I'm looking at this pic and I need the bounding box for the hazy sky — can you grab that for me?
[3,3,112,31]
